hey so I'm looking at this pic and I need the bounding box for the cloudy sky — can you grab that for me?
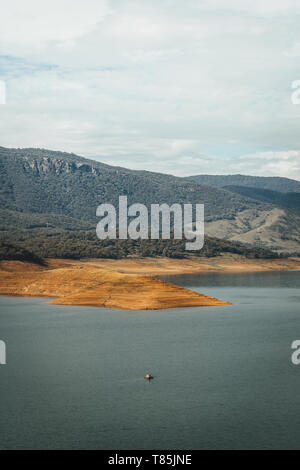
[0,0,300,178]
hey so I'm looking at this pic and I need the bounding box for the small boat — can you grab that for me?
[144,373,154,380]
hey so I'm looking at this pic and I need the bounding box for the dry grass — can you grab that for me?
[0,259,231,310]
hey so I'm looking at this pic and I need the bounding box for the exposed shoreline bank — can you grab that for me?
[0,258,231,310]
[76,256,300,275]
[0,257,299,311]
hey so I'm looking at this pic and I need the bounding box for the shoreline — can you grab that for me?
[0,257,299,311]
[76,256,300,275]
[0,258,232,311]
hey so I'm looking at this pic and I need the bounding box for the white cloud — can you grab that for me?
[0,0,300,180]
[236,151,300,179]
[0,0,110,52]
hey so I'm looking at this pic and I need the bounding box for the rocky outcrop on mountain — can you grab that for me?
[0,146,299,254]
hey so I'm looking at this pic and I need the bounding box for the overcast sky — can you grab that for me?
[0,0,300,179]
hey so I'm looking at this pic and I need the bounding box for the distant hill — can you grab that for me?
[188,174,300,193]
[223,186,300,212]
[0,147,299,254]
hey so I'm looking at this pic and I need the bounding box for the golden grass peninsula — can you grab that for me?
[1,257,299,311]
[0,259,231,310]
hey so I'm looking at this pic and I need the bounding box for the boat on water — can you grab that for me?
[144,373,154,380]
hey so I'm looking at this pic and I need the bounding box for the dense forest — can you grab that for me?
[0,241,46,265]
[0,231,282,261]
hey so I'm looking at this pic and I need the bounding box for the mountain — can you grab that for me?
[0,147,299,255]
[0,147,266,222]
[223,186,300,212]
[204,206,300,255]
[188,174,300,193]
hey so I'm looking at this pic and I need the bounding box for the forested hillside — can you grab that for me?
[188,174,300,193]
[0,147,299,256]
[0,147,267,223]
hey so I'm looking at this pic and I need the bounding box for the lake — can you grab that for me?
[0,270,300,450]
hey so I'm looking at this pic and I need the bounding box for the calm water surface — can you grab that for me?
[0,271,300,450]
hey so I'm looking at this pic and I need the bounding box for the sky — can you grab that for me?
[0,0,300,179]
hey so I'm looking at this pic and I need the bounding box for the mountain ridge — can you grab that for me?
[0,146,299,254]
[223,185,300,212]
[188,174,300,193]
[0,146,268,222]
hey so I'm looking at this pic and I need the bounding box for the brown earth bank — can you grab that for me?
[75,256,300,275]
[0,259,231,311]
